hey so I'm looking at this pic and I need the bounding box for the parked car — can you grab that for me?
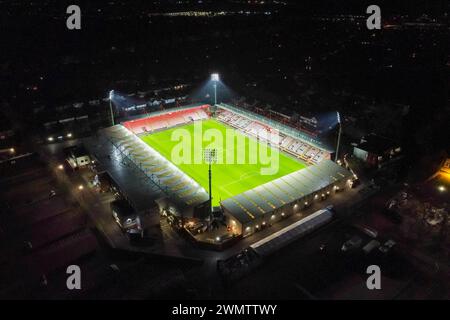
[341,236,363,252]
[379,239,396,253]
[353,224,378,238]
[362,240,381,254]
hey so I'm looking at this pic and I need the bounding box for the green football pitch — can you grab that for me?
[141,119,306,206]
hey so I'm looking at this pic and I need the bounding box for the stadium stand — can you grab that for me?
[123,105,209,134]
[221,159,352,237]
[216,108,330,164]
[100,124,209,209]
[123,104,329,164]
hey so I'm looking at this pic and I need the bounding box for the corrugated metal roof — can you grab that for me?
[250,208,333,257]
[221,160,352,224]
[101,125,209,208]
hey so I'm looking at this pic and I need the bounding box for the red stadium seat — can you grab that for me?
[123,105,210,134]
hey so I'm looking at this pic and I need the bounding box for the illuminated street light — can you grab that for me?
[78,184,84,191]
[57,164,64,170]
[67,133,72,138]
[48,136,54,142]
[10,148,15,154]
[438,185,446,192]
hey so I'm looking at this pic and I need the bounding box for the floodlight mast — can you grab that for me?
[335,111,342,162]
[211,73,219,106]
[204,148,217,214]
[109,90,115,126]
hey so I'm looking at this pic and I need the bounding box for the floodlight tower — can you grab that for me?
[203,148,217,214]
[211,73,219,106]
[109,90,115,126]
[335,111,342,162]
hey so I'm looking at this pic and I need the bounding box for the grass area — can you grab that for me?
[141,119,306,206]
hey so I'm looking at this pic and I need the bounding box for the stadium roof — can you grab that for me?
[101,125,209,208]
[221,160,352,225]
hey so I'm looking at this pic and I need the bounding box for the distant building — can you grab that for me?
[440,158,450,175]
[0,115,14,141]
[65,145,91,169]
[0,112,16,150]
[353,133,402,168]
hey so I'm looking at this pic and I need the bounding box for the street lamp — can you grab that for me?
[335,111,342,162]
[109,90,115,126]
[211,73,219,105]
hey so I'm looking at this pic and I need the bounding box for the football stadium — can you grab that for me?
[100,102,353,239]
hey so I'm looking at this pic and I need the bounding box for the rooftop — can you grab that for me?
[221,160,352,224]
[357,133,400,154]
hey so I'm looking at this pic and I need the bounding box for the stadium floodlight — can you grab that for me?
[211,73,219,82]
[109,90,115,126]
[335,111,342,162]
[203,148,217,214]
[203,148,217,164]
[210,73,219,105]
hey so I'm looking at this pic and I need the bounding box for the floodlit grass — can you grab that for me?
[141,119,306,206]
